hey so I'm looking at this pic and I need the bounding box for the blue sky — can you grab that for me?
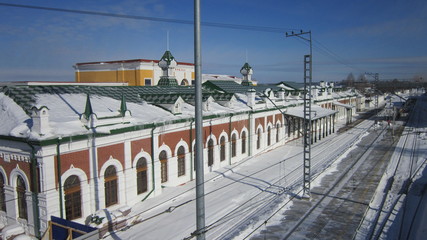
[0,0,426,83]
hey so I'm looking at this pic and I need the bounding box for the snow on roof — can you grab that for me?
[286,105,337,120]
[0,93,29,136]
[202,74,242,81]
[333,101,354,109]
[0,85,256,140]
[0,84,352,141]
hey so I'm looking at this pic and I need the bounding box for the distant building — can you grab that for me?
[74,52,260,87]
[74,51,195,86]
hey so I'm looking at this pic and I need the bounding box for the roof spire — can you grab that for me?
[167,30,170,51]
[83,94,94,119]
[120,94,128,116]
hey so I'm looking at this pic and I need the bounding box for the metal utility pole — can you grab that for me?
[365,72,379,112]
[194,0,206,239]
[286,30,312,198]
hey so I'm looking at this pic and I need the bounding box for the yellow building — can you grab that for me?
[73,51,195,86]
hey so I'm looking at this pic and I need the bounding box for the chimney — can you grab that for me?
[246,88,256,107]
[278,89,285,101]
[31,106,50,136]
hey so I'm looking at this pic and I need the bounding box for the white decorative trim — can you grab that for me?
[10,167,30,189]
[0,152,30,163]
[205,134,217,147]
[174,140,189,157]
[0,166,7,185]
[133,151,152,168]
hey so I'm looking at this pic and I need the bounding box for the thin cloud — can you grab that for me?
[0,68,72,82]
[363,56,427,64]
[344,8,427,38]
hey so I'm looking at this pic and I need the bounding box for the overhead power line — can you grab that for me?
[0,2,298,33]
[292,37,367,74]
[0,2,372,77]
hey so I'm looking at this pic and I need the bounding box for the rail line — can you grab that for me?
[354,95,425,240]
[278,121,388,240]
[203,116,379,239]
[368,97,424,240]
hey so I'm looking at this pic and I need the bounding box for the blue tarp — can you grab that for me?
[51,216,97,240]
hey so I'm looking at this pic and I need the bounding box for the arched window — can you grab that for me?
[208,139,214,166]
[241,131,246,154]
[159,150,168,183]
[16,175,27,220]
[231,133,237,157]
[104,166,118,207]
[177,146,186,177]
[276,123,280,143]
[136,158,148,194]
[181,79,189,86]
[220,136,226,161]
[64,175,81,220]
[257,128,262,149]
[267,126,271,146]
[0,173,6,212]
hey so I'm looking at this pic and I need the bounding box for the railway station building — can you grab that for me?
[0,58,362,238]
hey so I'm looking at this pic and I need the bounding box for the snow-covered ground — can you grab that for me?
[102,113,376,240]
[354,94,427,240]
[102,94,427,240]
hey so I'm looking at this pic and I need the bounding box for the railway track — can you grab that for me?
[354,95,427,240]
[278,122,389,240]
[203,115,380,239]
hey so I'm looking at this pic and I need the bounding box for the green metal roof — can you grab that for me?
[252,84,281,93]
[140,93,180,104]
[240,62,252,71]
[0,85,192,113]
[202,80,250,93]
[160,50,175,64]
[277,81,305,90]
[0,84,241,113]
[157,76,178,86]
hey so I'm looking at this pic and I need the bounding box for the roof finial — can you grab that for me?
[83,94,94,119]
[120,94,127,116]
[245,49,248,63]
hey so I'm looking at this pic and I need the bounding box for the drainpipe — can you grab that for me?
[141,125,157,202]
[56,137,64,219]
[27,141,41,239]
[248,111,252,157]
[189,118,195,180]
[228,114,233,165]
